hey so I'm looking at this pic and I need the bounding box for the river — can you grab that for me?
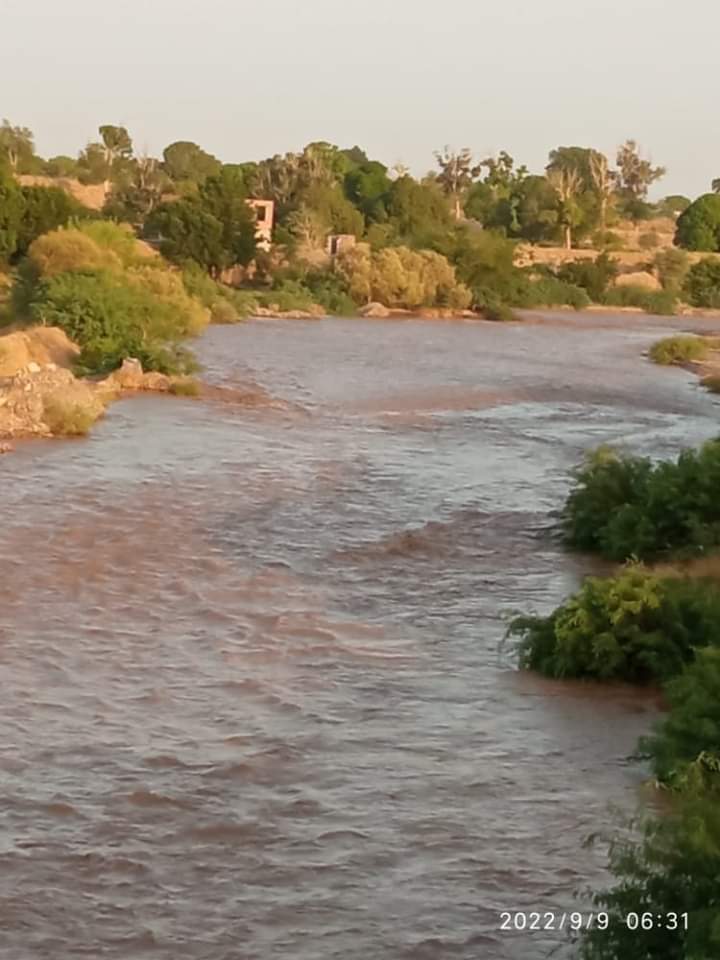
[1,314,718,959]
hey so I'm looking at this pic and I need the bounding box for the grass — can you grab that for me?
[42,396,98,436]
[649,334,710,365]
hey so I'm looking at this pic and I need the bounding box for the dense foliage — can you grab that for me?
[561,441,720,561]
[649,334,710,365]
[21,223,207,373]
[580,798,720,959]
[675,194,720,251]
[641,646,720,794]
[683,257,720,308]
[510,566,720,683]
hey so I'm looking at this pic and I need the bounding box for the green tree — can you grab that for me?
[675,194,720,252]
[433,146,480,220]
[657,195,691,217]
[0,161,24,261]
[548,167,583,249]
[0,119,35,173]
[641,647,720,794]
[580,798,720,960]
[588,152,616,230]
[683,257,720,308]
[104,155,169,226]
[77,142,112,185]
[99,125,133,169]
[344,161,392,222]
[616,139,665,216]
[43,155,79,178]
[16,186,85,256]
[162,141,222,184]
[384,175,452,246]
[145,201,227,274]
[199,167,257,266]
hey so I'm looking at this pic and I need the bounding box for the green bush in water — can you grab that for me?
[640,646,720,794]
[510,566,720,683]
[649,334,710,365]
[580,797,720,959]
[561,441,720,561]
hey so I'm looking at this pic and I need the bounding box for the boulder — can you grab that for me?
[359,302,391,319]
[0,366,106,438]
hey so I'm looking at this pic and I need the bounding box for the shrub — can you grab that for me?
[562,440,720,561]
[675,194,720,251]
[640,647,720,794]
[702,375,720,394]
[126,264,209,337]
[78,220,141,266]
[481,302,519,322]
[683,256,720,309]
[649,334,710,365]
[336,244,471,311]
[556,253,619,301]
[654,248,690,292]
[28,229,120,278]
[28,269,197,375]
[42,396,98,436]
[580,798,720,960]
[510,567,720,683]
[602,284,677,315]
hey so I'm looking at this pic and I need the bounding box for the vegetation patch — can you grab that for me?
[649,334,710,365]
[509,566,720,683]
[42,395,98,436]
[561,441,720,561]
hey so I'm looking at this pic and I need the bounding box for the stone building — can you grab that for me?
[246,199,274,251]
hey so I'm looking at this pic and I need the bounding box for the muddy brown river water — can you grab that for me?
[1,314,719,960]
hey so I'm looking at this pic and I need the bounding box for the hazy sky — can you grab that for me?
[2,0,717,197]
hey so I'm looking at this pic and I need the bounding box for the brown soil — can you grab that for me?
[16,175,108,211]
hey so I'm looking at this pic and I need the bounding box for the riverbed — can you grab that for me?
[1,314,718,959]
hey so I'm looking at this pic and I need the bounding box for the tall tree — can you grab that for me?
[0,119,35,173]
[162,141,221,184]
[616,140,665,202]
[433,147,481,221]
[99,125,133,167]
[548,168,582,249]
[0,160,24,260]
[588,152,616,231]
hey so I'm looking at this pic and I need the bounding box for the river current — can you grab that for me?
[1,314,718,959]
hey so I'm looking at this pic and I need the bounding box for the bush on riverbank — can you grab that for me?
[509,566,720,683]
[683,256,720,309]
[649,334,711,365]
[580,797,720,959]
[561,441,720,561]
[601,284,678,316]
[17,224,208,373]
[640,646,720,794]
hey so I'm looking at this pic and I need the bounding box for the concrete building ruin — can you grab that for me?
[246,199,274,251]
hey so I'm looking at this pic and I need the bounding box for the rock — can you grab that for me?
[0,326,80,377]
[26,361,41,374]
[0,441,13,454]
[110,357,146,389]
[100,359,172,394]
[0,366,106,439]
[359,302,391,319]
